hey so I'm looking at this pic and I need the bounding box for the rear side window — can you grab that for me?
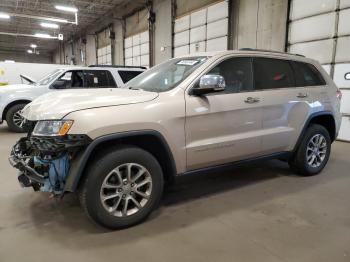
[84,70,117,88]
[253,58,295,90]
[118,70,143,83]
[292,61,326,87]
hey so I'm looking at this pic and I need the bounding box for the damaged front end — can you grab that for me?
[9,121,91,196]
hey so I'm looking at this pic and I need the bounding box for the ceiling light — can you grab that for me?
[40,22,59,29]
[46,17,69,23]
[0,13,10,19]
[55,5,78,13]
[34,33,52,38]
[27,50,33,54]
[30,44,37,48]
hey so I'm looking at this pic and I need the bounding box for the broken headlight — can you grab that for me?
[32,120,73,137]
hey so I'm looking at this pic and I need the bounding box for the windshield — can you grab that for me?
[124,56,208,92]
[36,69,65,86]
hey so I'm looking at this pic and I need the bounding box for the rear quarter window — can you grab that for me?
[118,70,143,83]
[292,61,326,87]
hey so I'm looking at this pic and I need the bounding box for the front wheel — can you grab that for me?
[79,146,164,229]
[5,103,27,133]
[289,124,331,176]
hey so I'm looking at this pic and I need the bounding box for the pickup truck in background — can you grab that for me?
[0,65,146,132]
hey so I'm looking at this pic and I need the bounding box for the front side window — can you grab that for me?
[124,57,208,92]
[36,69,64,86]
[51,70,84,89]
[292,61,326,87]
[84,70,116,88]
[207,57,253,93]
[254,58,295,90]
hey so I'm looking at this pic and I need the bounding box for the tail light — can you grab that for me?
[336,89,342,100]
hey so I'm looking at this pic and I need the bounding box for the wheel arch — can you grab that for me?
[293,111,336,152]
[2,99,31,120]
[65,130,177,192]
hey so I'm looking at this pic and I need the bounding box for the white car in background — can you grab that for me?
[0,65,146,132]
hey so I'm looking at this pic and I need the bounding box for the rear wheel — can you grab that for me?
[289,124,331,176]
[5,103,27,133]
[79,146,164,229]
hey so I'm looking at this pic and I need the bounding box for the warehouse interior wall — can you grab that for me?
[52,0,289,65]
[0,50,52,63]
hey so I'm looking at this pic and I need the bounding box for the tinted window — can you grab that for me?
[207,57,253,93]
[53,70,84,89]
[118,70,143,83]
[84,70,116,88]
[292,61,326,86]
[254,58,295,90]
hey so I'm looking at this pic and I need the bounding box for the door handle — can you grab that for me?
[244,97,260,103]
[297,92,308,98]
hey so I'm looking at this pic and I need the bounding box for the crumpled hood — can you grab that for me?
[21,88,159,120]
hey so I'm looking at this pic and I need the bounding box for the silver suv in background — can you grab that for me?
[0,65,145,132]
[9,50,342,229]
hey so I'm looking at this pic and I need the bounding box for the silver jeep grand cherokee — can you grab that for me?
[9,50,342,229]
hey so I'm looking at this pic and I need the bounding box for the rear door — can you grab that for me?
[252,57,313,154]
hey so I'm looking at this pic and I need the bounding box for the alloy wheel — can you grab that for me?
[306,134,327,168]
[100,163,153,217]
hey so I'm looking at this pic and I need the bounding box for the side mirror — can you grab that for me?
[51,80,66,89]
[345,72,350,80]
[192,74,226,96]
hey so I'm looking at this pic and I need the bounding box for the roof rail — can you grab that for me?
[238,48,305,57]
[88,65,147,69]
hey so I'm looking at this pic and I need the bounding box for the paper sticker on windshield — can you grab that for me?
[177,60,199,66]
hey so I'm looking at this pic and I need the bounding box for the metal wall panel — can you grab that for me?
[125,47,133,58]
[207,0,228,22]
[334,63,350,88]
[174,15,190,33]
[124,37,132,48]
[174,30,190,47]
[289,39,334,64]
[140,43,149,55]
[338,9,350,36]
[206,36,227,51]
[140,54,149,67]
[290,0,336,21]
[322,65,332,75]
[140,31,149,44]
[207,18,228,39]
[338,116,350,141]
[132,45,140,56]
[335,36,350,63]
[289,13,336,44]
[340,89,350,112]
[132,56,141,66]
[190,8,207,27]
[190,25,206,43]
[125,58,132,66]
[174,45,189,57]
[190,41,206,53]
[340,0,350,8]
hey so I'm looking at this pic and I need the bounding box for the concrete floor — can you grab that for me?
[0,124,349,262]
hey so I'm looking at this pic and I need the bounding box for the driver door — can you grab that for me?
[185,57,263,171]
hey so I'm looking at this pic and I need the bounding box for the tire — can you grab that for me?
[5,103,27,133]
[289,124,331,176]
[79,145,164,229]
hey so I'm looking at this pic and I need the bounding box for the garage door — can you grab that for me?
[173,0,229,57]
[124,31,150,68]
[287,0,350,141]
[97,29,112,65]
[124,9,150,68]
